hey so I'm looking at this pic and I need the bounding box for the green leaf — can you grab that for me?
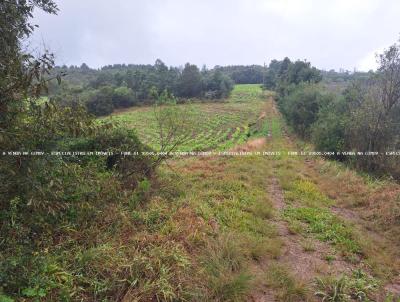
[0,294,15,302]
[22,287,37,297]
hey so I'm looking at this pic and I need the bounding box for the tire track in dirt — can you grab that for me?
[268,176,353,281]
[251,96,355,300]
[251,96,400,301]
[250,175,355,302]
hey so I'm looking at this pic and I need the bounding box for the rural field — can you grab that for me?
[105,85,268,151]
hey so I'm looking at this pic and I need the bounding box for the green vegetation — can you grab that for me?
[315,269,379,301]
[49,61,234,116]
[229,84,266,102]
[283,179,333,207]
[105,85,265,151]
[284,207,360,254]
[269,44,400,179]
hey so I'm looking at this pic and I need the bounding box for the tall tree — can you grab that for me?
[177,63,202,97]
[1,0,58,133]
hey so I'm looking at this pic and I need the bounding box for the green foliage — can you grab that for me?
[285,179,333,206]
[278,84,330,138]
[284,207,360,254]
[202,234,253,301]
[112,86,136,108]
[215,65,264,84]
[85,85,136,116]
[152,90,199,154]
[311,96,349,156]
[385,294,400,302]
[86,86,114,116]
[203,69,235,99]
[0,294,14,302]
[270,40,400,179]
[177,63,203,98]
[315,276,349,302]
[130,178,152,207]
[315,270,379,302]
[0,2,168,300]
[263,57,321,91]
[49,59,236,116]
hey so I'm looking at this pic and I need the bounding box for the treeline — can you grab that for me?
[269,48,400,179]
[215,65,264,84]
[49,59,370,117]
[49,60,234,116]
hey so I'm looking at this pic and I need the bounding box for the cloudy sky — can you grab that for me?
[31,0,400,71]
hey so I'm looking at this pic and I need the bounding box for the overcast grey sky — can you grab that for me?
[31,0,400,71]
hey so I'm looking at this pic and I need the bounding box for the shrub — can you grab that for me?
[311,96,349,158]
[86,86,114,116]
[279,84,330,138]
[112,86,136,108]
[65,127,156,186]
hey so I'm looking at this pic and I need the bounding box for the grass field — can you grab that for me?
[105,84,267,151]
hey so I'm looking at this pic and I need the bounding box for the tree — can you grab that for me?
[204,69,234,99]
[341,43,400,175]
[0,2,161,300]
[279,84,329,138]
[263,58,321,93]
[377,42,400,112]
[86,86,114,116]
[152,90,196,159]
[312,96,349,158]
[112,86,136,108]
[177,63,203,97]
[1,1,58,133]
[89,72,114,89]
[80,63,90,72]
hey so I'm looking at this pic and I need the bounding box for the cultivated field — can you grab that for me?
[106,84,267,151]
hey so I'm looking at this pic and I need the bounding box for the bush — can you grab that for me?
[0,126,158,300]
[86,86,114,116]
[204,70,234,99]
[279,84,330,138]
[65,127,156,185]
[112,86,136,108]
[311,96,349,157]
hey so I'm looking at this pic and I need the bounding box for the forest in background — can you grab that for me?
[46,60,370,116]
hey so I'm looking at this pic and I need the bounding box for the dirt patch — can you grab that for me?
[231,137,267,152]
[330,206,360,221]
[249,289,276,302]
[269,178,285,210]
[385,278,400,298]
[257,111,266,121]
